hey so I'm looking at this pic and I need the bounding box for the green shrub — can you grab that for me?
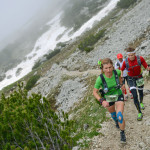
[117,0,137,9]
[56,42,67,48]
[25,75,40,90]
[84,46,94,52]
[0,84,75,149]
[32,61,41,70]
[78,29,105,52]
[45,49,60,60]
[95,29,106,40]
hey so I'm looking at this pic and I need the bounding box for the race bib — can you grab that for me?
[105,95,118,102]
[136,78,144,86]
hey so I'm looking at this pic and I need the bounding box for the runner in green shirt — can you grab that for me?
[93,58,126,144]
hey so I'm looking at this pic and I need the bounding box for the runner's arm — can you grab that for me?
[119,76,123,85]
[121,61,126,77]
[121,70,123,78]
[93,88,109,107]
[119,76,125,93]
[93,88,101,101]
[140,56,148,69]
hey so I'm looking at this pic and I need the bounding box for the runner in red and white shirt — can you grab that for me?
[115,53,132,101]
[121,47,150,121]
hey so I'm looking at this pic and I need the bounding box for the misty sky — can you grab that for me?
[0,0,56,43]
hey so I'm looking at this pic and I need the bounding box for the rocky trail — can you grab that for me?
[90,81,150,150]
[61,68,150,149]
[63,69,100,77]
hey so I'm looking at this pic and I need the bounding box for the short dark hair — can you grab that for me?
[125,47,135,52]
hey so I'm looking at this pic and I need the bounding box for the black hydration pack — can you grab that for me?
[99,70,120,97]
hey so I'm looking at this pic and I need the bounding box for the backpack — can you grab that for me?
[99,70,120,96]
[125,55,141,70]
[116,61,121,69]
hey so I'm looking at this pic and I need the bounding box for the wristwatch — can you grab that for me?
[99,98,105,105]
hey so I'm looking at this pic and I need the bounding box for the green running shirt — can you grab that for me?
[94,69,122,96]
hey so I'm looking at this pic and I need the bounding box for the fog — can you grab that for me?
[0,0,65,49]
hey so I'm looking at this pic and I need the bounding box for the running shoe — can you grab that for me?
[120,131,126,143]
[140,103,145,110]
[137,113,143,121]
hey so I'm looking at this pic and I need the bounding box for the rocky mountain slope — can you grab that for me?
[2,0,150,149]
[29,0,150,149]
[30,0,150,113]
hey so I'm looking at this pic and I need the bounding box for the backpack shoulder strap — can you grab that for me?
[116,61,120,69]
[100,74,108,89]
[125,57,129,70]
[136,55,141,66]
[113,70,120,86]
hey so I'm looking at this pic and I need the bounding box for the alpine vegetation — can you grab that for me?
[0,84,75,149]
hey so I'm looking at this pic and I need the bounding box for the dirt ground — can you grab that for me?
[90,80,150,150]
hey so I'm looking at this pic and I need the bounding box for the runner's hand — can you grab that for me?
[102,101,109,107]
[121,84,125,93]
